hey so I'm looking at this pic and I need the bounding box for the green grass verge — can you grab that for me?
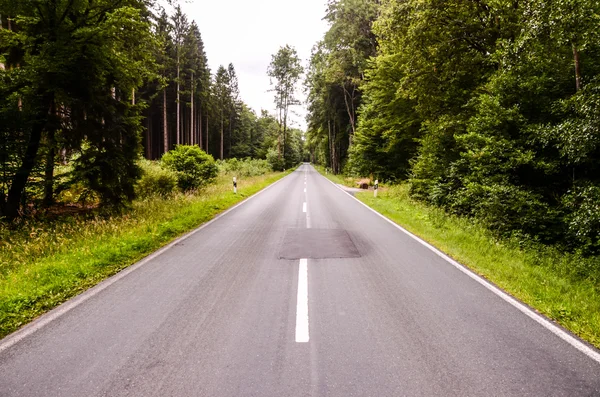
[319,171,600,349]
[313,165,357,187]
[0,171,290,339]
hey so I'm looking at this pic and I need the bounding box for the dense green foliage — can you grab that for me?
[135,159,178,198]
[0,0,156,218]
[161,145,218,191]
[0,2,303,220]
[305,0,378,173]
[307,0,600,254]
[217,158,272,177]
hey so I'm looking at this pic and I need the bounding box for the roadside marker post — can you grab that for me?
[374,180,378,198]
[233,176,237,194]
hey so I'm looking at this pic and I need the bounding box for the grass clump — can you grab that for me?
[135,159,178,198]
[0,170,289,339]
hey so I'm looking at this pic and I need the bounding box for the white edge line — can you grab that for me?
[0,170,297,353]
[317,169,600,365]
[295,258,309,343]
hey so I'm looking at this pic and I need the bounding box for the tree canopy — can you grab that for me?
[0,1,304,219]
[306,0,600,253]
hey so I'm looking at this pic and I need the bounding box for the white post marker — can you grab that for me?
[295,258,309,342]
[374,179,379,198]
[233,176,237,194]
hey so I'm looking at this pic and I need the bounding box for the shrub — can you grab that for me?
[161,145,218,191]
[266,148,284,171]
[135,159,177,198]
[562,184,600,254]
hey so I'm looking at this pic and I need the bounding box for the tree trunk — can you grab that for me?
[332,121,336,174]
[146,108,151,159]
[573,43,582,92]
[328,119,333,170]
[183,103,187,145]
[163,88,168,153]
[283,94,288,164]
[43,104,56,208]
[342,84,356,146]
[176,60,180,145]
[283,119,287,166]
[205,112,209,154]
[277,105,282,160]
[198,105,203,149]
[220,112,224,160]
[190,73,194,146]
[0,15,5,71]
[5,98,49,219]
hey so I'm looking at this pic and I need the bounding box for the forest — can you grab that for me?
[2,0,599,255]
[305,0,600,255]
[0,0,305,221]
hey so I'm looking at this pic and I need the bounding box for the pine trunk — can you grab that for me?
[220,112,224,160]
[198,105,203,149]
[190,73,194,145]
[5,95,50,219]
[163,88,168,153]
[146,109,151,159]
[176,61,180,145]
[229,114,232,158]
[206,113,209,154]
[43,101,56,208]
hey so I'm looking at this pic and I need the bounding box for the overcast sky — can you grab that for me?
[176,0,330,131]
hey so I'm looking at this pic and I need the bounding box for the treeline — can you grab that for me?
[0,1,303,220]
[306,0,600,254]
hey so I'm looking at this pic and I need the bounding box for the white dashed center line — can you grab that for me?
[295,258,309,343]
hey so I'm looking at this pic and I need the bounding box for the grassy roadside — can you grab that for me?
[314,165,356,187]
[318,170,600,349]
[0,171,290,339]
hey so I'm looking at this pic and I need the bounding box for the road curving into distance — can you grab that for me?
[1,164,599,396]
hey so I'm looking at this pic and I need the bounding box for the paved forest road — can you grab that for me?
[1,164,599,396]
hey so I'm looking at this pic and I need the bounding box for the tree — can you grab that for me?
[154,9,172,154]
[213,65,230,160]
[268,44,303,169]
[323,0,378,141]
[227,63,241,157]
[171,5,189,146]
[0,0,157,218]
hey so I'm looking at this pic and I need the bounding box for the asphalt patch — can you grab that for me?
[279,228,361,259]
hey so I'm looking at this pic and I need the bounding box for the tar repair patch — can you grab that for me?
[279,228,361,260]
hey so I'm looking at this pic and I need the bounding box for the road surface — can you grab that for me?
[1,164,599,396]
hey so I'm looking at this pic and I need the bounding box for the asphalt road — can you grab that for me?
[1,164,599,396]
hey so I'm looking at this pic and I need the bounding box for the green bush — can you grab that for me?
[161,145,218,191]
[217,158,272,177]
[266,148,284,171]
[563,184,600,254]
[135,159,177,198]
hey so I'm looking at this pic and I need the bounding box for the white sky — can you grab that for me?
[177,0,330,131]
